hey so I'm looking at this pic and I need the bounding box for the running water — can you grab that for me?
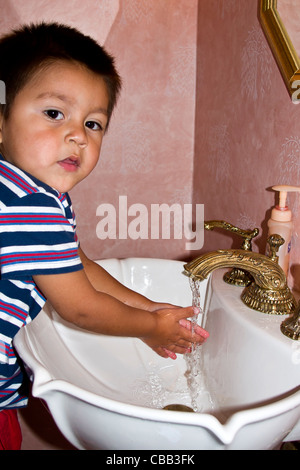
[184,277,207,411]
[131,277,214,412]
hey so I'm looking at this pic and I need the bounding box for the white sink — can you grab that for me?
[14,258,300,449]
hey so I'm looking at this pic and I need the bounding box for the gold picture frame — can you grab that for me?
[260,0,300,100]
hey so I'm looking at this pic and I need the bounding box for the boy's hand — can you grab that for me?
[141,305,209,359]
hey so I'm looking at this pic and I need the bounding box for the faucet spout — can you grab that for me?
[184,246,296,316]
[185,248,286,289]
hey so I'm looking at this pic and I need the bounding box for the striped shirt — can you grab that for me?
[0,155,83,409]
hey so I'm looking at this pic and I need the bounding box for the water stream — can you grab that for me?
[184,277,210,412]
[131,277,214,412]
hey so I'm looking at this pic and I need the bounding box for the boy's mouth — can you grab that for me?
[58,156,80,172]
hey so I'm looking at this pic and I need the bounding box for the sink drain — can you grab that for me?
[162,404,194,412]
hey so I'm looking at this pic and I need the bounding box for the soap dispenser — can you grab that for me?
[266,185,300,276]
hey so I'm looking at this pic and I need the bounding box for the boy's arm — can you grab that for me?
[77,247,161,312]
[34,267,154,337]
[33,263,207,356]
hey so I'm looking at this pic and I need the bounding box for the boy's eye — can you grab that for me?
[44,109,64,120]
[85,120,103,131]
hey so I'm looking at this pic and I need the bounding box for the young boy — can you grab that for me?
[0,23,209,449]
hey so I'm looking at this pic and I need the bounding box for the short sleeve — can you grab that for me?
[0,191,83,280]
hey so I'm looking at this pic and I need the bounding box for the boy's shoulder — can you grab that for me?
[0,157,70,211]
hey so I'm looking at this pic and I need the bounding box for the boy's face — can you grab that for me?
[0,60,109,193]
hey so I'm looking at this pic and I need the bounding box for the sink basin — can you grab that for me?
[14,258,300,449]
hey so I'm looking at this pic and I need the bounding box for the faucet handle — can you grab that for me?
[266,234,285,263]
[204,220,259,251]
[204,220,259,287]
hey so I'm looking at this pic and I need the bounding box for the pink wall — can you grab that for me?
[194,0,300,292]
[0,0,198,262]
[71,0,198,261]
[1,0,300,290]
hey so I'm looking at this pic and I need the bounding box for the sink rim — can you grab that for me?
[13,258,300,447]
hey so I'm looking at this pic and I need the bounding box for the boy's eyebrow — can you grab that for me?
[35,92,108,115]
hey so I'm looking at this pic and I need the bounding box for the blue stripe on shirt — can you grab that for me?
[0,155,83,409]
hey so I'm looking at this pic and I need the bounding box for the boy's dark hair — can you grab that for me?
[0,22,121,128]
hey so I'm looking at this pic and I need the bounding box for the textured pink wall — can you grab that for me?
[0,0,198,262]
[2,0,300,291]
[194,0,300,291]
[71,0,198,261]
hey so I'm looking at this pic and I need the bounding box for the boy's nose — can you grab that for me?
[65,124,88,148]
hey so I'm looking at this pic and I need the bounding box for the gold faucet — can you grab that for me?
[204,220,259,287]
[184,220,300,340]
